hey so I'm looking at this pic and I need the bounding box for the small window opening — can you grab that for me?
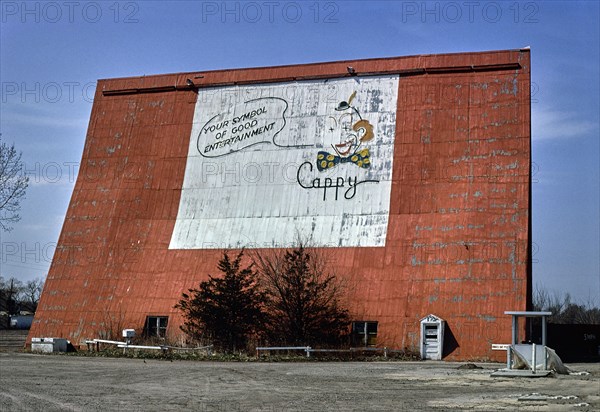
[352,321,378,347]
[145,316,168,338]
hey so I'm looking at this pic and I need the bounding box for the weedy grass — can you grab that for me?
[25,347,421,362]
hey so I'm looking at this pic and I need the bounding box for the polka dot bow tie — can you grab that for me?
[316,149,371,171]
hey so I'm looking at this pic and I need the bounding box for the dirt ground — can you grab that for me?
[0,352,598,411]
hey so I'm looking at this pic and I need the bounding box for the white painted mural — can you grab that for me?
[169,75,399,249]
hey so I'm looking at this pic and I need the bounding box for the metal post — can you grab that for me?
[531,343,536,373]
[543,346,547,371]
[511,315,518,345]
[541,315,548,370]
[506,346,512,369]
[541,315,547,347]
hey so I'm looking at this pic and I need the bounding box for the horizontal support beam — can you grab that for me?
[102,62,522,97]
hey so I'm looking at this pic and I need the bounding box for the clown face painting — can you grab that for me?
[319,91,375,171]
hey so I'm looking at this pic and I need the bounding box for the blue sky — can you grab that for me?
[1,1,598,303]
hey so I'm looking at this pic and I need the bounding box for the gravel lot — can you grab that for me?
[0,352,598,411]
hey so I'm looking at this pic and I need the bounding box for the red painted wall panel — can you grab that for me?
[30,49,531,360]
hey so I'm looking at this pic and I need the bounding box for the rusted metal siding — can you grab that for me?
[30,49,531,360]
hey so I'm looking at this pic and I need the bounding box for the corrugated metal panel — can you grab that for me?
[30,49,531,360]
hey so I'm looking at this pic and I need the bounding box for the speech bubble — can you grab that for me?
[196,97,288,158]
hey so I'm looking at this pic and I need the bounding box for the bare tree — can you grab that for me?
[97,307,126,341]
[0,135,29,232]
[0,276,24,314]
[253,243,351,348]
[533,284,600,324]
[23,278,44,307]
[532,284,571,315]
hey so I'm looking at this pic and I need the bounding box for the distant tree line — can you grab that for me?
[0,276,44,315]
[533,285,600,324]
[176,244,351,353]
